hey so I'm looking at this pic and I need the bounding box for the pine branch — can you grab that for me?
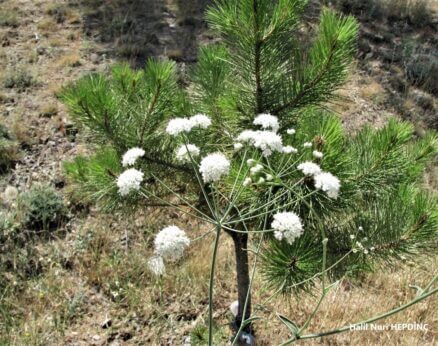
[253,0,263,114]
[139,82,161,146]
[271,36,339,114]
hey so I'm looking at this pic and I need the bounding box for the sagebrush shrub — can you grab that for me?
[3,69,37,91]
[17,185,67,232]
[0,124,19,174]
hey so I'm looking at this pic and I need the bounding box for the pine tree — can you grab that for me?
[61,0,437,342]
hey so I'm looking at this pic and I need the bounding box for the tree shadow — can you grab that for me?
[69,0,211,67]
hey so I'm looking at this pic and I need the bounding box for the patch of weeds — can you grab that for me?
[0,9,19,28]
[67,32,76,41]
[0,228,43,284]
[0,124,19,174]
[11,116,35,148]
[57,54,82,68]
[190,323,227,345]
[0,92,11,104]
[3,69,38,91]
[17,185,67,233]
[333,0,384,21]
[37,18,57,34]
[405,53,438,95]
[40,104,58,117]
[46,4,68,23]
[385,0,432,27]
[53,291,86,331]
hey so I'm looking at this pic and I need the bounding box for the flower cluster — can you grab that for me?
[297,161,341,199]
[312,150,323,159]
[282,145,298,154]
[297,161,322,176]
[303,142,312,148]
[271,211,304,245]
[191,113,212,128]
[166,118,193,136]
[122,147,145,167]
[199,153,231,183]
[154,225,190,262]
[253,113,279,132]
[314,172,340,199]
[236,130,283,157]
[166,114,211,136]
[116,168,144,196]
[147,226,191,276]
[176,144,200,163]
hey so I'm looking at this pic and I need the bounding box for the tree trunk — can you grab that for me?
[231,231,252,334]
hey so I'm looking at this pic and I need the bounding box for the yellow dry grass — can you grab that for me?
[3,214,435,345]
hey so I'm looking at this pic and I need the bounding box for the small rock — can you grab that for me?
[90,53,100,64]
[92,334,101,341]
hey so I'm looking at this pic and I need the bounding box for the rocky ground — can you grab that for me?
[0,0,437,344]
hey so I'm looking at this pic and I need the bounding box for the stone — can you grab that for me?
[90,53,100,64]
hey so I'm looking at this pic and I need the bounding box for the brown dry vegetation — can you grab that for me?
[0,0,437,345]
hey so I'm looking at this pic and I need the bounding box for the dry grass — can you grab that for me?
[0,8,19,28]
[37,18,58,35]
[2,210,436,345]
[40,103,58,117]
[360,79,385,101]
[57,53,82,68]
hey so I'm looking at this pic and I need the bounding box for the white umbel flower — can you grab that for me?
[250,164,263,175]
[282,146,298,154]
[286,128,296,135]
[147,256,165,276]
[243,177,252,186]
[230,300,239,317]
[117,168,144,196]
[303,142,312,148]
[314,172,341,199]
[166,114,212,136]
[166,118,193,136]
[199,153,230,183]
[253,113,279,132]
[176,144,200,163]
[234,142,244,150]
[247,159,257,166]
[122,147,145,167]
[312,150,323,159]
[190,113,212,129]
[297,161,322,176]
[271,211,304,245]
[154,226,190,262]
[237,130,283,157]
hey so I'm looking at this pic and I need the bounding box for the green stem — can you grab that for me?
[208,225,222,345]
[298,238,328,334]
